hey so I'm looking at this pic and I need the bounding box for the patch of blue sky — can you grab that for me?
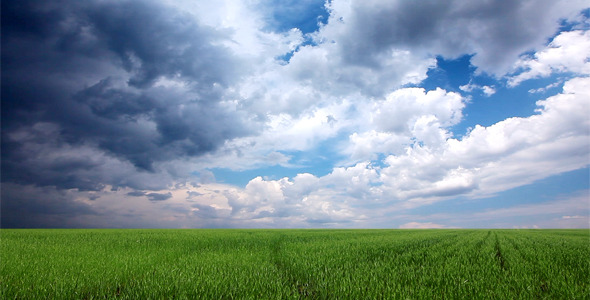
[368,153,390,169]
[261,0,329,34]
[558,8,590,32]
[209,165,297,186]
[419,55,574,138]
[270,0,329,63]
[408,167,590,216]
[451,74,565,137]
[209,156,333,187]
[419,55,475,92]
[210,137,344,187]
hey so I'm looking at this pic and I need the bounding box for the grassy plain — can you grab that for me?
[1,229,588,299]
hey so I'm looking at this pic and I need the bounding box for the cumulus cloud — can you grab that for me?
[379,77,590,202]
[221,76,589,217]
[346,87,464,161]
[509,30,590,86]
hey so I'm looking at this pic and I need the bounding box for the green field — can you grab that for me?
[1,229,588,299]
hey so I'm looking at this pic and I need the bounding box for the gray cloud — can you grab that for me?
[127,191,147,197]
[83,0,241,89]
[0,183,101,228]
[186,191,203,199]
[325,0,587,75]
[1,0,253,191]
[146,192,173,201]
[124,190,173,201]
[190,203,225,219]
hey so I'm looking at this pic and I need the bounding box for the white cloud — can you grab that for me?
[194,100,352,171]
[348,131,408,161]
[562,215,585,219]
[198,76,589,222]
[399,222,449,229]
[459,83,496,96]
[481,86,496,96]
[373,88,464,132]
[509,30,590,86]
[339,76,588,208]
[383,77,590,201]
[346,87,465,161]
[528,81,562,94]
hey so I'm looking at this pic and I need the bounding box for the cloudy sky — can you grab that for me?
[2,0,589,229]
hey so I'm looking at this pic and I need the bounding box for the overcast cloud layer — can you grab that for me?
[2,0,589,228]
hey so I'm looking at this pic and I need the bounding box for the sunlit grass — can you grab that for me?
[1,229,588,299]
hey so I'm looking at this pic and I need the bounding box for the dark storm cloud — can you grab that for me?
[1,1,252,191]
[0,183,101,228]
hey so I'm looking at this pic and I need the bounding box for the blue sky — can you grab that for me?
[2,0,589,229]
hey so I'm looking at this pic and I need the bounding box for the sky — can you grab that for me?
[1,0,589,229]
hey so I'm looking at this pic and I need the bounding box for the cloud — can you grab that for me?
[1,1,588,228]
[380,77,590,202]
[7,75,586,227]
[226,76,589,215]
[472,192,589,220]
[1,0,255,190]
[0,183,100,228]
[459,83,496,96]
[320,0,588,76]
[127,191,146,197]
[345,87,465,162]
[528,81,562,94]
[509,30,590,86]
[1,121,187,191]
[186,191,204,199]
[399,222,449,229]
[390,190,589,229]
[146,192,173,201]
[562,215,585,219]
[126,190,173,201]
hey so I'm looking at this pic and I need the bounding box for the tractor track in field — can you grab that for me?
[493,233,509,271]
[269,234,318,299]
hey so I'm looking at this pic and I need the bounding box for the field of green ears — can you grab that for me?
[1,229,588,299]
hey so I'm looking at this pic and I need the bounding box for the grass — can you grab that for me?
[1,229,588,299]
